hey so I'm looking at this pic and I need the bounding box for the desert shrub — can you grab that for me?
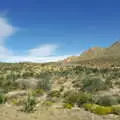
[63,103,73,109]
[59,86,64,92]
[15,78,39,90]
[105,78,113,88]
[0,94,7,104]
[83,103,98,111]
[22,72,33,79]
[82,77,106,92]
[42,100,53,107]
[63,91,78,105]
[115,80,120,87]
[91,68,99,73]
[77,92,93,107]
[2,80,12,90]
[0,89,6,94]
[97,96,118,106]
[48,90,61,98]
[83,103,112,115]
[64,91,93,107]
[23,95,36,113]
[37,78,52,91]
[94,106,112,115]
[72,79,82,88]
[110,72,120,79]
[99,68,109,74]
[116,96,120,104]
[12,98,24,106]
[111,106,120,115]
[32,89,44,97]
[83,103,93,111]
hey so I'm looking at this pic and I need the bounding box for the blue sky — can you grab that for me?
[0,0,120,62]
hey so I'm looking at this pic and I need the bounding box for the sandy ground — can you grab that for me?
[0,104,119,120]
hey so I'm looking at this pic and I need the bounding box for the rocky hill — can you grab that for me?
[64,41,120,68]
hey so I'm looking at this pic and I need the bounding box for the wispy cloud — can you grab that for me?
[0,17,15,43]
[0,16,65,62]
[3,55,69,63]
[0,17,15,59]
[0,46,13,59]
[0,16,82,63]
[28,44,58,57]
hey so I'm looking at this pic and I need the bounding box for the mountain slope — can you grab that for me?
[64,41,120,67]
[103,41,120,57]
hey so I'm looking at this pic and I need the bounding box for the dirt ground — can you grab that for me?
[0,104,119,120]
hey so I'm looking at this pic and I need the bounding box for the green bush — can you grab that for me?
[83,103,98,111]
[0,94,7,104]
[63,91,93,107]
[42,100,53,107]
[97,96,118,106]
[12,98,24,106]
[116,96,120,104]
[37,78,52,91]
[82,77,106,92]
[63,91,78,105]
[94,106,112,115]
[111,106,120,115]
[48,90,61,98]
[63,103,73,109]
[77,92,92,107]
[72,79,82,88]
[23,95,36,113]
[59,86,64,92]
[83,103,112,115]
[32,89,44,97]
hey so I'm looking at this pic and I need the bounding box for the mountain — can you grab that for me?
[64,41,120,68]
[79,47,105,60]
[104,41,120,57]
[80,40,120,59]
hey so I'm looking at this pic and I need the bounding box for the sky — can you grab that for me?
[0,0,120,62]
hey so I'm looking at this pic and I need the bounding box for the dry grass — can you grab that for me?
[0,104,118,120]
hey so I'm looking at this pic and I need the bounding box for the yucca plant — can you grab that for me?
[0,94,7,104]
[23,95,36,113]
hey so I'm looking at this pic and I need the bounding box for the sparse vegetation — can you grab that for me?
[94,106,112,115]
[63,103,73,109]
[23,95,36,113]
[111,106,120,115]
[42,100,53,107]
[31,89,44,97]
[0,61,120,119]
[12,98,24,106]
[48,90,61,98]
[63,91,93,107]
[81,77,107,92]
[83,103,112,115]
[97,96,118,106]
[0,94,6,104]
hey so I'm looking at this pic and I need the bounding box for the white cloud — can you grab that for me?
[28,44,58,57]
[0,46,13,59]
[0,17,15,43]
[3,55,69,63]
[0,17,65,62]
[0,17,15,59]
[0,16,82,63]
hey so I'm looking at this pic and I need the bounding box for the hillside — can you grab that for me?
[0,41,120,120]
[65,41,120,68]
